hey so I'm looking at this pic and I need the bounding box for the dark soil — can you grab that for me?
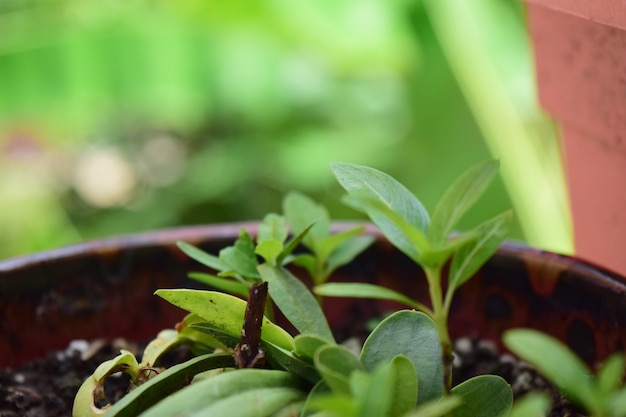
[1,337,587,417]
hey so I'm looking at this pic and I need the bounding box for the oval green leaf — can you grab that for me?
[360,310,443,405]
[450,375,512,417]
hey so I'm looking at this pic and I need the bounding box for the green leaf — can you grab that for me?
[305,394,357,417]
[325,234,375,278]
[317,226,366,265]
[258,213,288,244]
[277,223,315,267]
[389,355,418,417]
[258,264,335,343]
[177,241,230,272]
[429,159,500,245]
[103,353,235,417]
[450,375,512,417]
[314,282,431,315]
[315,345,364,395]
[155,289,295,351]
[506,393,551,417]
[188,272,250,297]
[341,194,430,263]
[406,396,463,417]
[448,211,512,290]
[291,253,318,277]
[262,341,321,384]
[596,353,625,399]
[608,387,626,416]
[138,369,301,417]
[503,329,600,413]
[331,162,430,260]
[283,191,330,252]
[219,229,260,279]
[191,387,305,416]
[360,310,443,405]
[72,350,140,417]
[354,364,394,417]
[256,240,284,267]
[294,334,331,362]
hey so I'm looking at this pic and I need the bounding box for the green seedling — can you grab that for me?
[317,160,512,392]
[504,328,626,417]
[74,161,514,417]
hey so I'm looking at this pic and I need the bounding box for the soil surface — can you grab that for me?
[1,337,586,417]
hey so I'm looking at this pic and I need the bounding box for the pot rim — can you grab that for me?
[1,221,624,286]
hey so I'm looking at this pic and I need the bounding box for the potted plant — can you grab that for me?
[2,161,626,416]
[522,0,626,276]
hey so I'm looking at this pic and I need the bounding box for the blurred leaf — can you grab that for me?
[450,375,512,417]
[428,159,499,245]
[360,310,443,405]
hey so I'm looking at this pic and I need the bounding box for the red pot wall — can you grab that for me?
[525,2,626,276]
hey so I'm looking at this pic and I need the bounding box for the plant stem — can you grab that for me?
[425,266,454,393]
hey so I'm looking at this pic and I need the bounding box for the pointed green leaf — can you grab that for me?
[341,194,430,263]
[325,235,375,278]
[138,369,301,417]
[448,211,512,290]
[331,163,429,231]
[258,264,334,343]
[188,272,250,297]
[429,160,499,245]
[277,223,315,267]
[315,345,364,395]
[256,239,284,267]
[258,213,288,244]
[283,191,330,252]
[314,282,431,315]
[317,226,366,264]
[503,329,600,413]
[331,162,430,261]
[155,289,294,351]
[596,352,625,398]
[450,375,512,417]
[220,229,260,279]
[360,310,443,404]
[177,241,230,272]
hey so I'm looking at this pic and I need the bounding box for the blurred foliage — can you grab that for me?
[0,0,572,260]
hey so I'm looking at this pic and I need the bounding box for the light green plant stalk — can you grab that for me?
[423,0,573,255]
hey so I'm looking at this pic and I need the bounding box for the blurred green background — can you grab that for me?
[0,0,572,260]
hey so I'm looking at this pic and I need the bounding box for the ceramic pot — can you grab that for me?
[523,0,626,276]
[1,222,625,368]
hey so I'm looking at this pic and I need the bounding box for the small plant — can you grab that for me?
[504,328,626,417]
[317,161,512,391]
[73,161,516,417]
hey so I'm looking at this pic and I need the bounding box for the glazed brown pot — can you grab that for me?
[1,222,626,368]
[523,0,626,276]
